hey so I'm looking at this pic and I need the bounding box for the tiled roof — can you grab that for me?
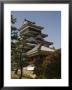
[26,44,55,56]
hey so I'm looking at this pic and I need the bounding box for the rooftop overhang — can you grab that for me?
[36,40,53,46]
[19,24,44,32]
[26,50,54,57]
[26,45,55,57]
[41,34,48,38]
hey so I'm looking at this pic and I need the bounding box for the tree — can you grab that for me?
[34,49,61,79]
[11,14,18,71]
[11,17,29,79]
[45,49,61,79]
[11,14,18,41]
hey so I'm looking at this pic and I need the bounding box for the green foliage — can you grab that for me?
[34,49,61,79]
[11,14,16,24]
[46,49,61,79]
[11,14,18,41]
[11,16,29,78]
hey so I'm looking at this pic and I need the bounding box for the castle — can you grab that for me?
[19,19,55,66]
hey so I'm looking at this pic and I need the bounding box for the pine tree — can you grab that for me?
[11,14,18,71]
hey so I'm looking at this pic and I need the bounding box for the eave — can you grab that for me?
[26,44,55,57]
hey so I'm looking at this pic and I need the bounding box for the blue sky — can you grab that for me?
[11,11,61,49]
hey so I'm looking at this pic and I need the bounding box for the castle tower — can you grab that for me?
[19,19,53,49]
[19,19,54,64]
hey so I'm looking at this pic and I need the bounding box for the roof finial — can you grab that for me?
[24,19,35,24]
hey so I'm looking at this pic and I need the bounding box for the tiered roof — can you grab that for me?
[19,19,54,56]
[26,44,54,57]
[19,19,44,32]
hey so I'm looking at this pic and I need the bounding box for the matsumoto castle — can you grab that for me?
[19,19,55,70]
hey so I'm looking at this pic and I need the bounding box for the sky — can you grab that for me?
[11,11,61,49]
